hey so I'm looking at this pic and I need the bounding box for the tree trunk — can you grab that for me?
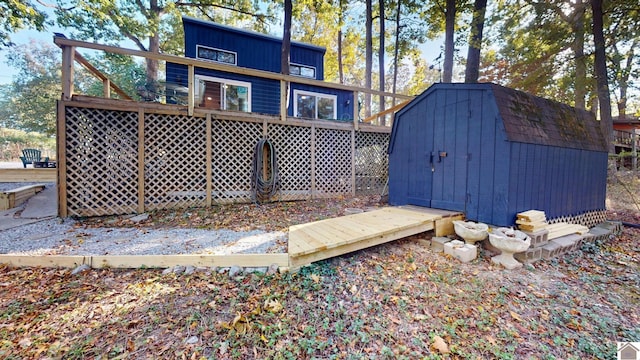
[281,0,292,75]
[365,0,373,118]
[464,0,487,83]
[392,0,401,106]
[145,0,161,95]
[379,0,386,126]
[338,29,344,84]
[442,0,456,83]
[616,40,637,118]
[573,2,586,109]
[591,0,612,150]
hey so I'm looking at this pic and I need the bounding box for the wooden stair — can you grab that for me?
[0,184,47,211]
[288,207,463,267]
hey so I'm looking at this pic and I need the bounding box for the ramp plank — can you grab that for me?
[288,207,461,267]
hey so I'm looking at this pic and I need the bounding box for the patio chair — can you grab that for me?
[20,149,48,168]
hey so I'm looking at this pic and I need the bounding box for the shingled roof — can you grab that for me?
[490,83,608,152]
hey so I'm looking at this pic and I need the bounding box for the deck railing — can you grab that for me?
[53,36,412,128]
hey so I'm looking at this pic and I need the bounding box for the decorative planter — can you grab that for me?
[453,220,489,245]
[489,228,531,269]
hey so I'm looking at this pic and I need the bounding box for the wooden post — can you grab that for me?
[633,127,637,171]
[188,65,195,116]
[137,109,145,213]
[353,91,359,131]
[103,79,111,98]
[280,80,288,121]
[61,46,75,100]
[310,124,316,198]
[56,101,67,217]
[206,113,212,207]
[351,129,356,196]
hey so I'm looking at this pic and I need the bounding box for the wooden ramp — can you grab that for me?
[288,207,463,267]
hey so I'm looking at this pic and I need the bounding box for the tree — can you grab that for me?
[442,0,456,82]
[54,0,271,90]
[464,0,487,83]
[378,0,386,124]
[0,0,48,48]
[365,0,373,118]
[0,41,61,136]
[281,0,292,76]
[592,0,612,147]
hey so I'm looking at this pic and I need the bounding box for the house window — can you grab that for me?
[195,75,251,112]
[290,63,316,79]
[293,90,337,120]
[196,45,237,65]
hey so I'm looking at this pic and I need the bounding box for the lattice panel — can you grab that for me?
[548,210,607,228]
[355,132,389,195]
[211,119,263,204]
[268,123,312,201]
[144,114,206,210]
[315,128,352,196]
[65,107,139,216]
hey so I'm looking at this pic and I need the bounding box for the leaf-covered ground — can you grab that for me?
[1,179,639,359]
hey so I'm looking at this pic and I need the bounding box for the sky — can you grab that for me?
[0,10,448,86]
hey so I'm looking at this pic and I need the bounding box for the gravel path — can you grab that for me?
[0,218,287,256]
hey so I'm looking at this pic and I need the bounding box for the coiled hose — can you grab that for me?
[251,139,279,203]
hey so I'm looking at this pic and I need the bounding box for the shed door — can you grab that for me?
[429,99,469,212]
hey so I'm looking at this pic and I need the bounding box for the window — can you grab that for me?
[195,75,251,112]
[196,45,237,65]
[290,63,316,79]
[293,90,337,120]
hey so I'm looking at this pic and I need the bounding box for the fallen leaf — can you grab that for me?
[510,311,523,322]
[264,299,283,313]
[310,274,320,283]
[432,335,450,354]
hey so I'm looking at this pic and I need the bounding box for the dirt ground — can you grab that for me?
[0,173,638,359]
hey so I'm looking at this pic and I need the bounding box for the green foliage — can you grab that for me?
[0,127,56,161]
[0,41,61,136]
[0,0,48,48]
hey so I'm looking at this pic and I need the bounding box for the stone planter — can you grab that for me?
[453,220,489,245]
[489,228,531,269]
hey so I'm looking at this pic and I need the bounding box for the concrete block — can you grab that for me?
[522,229,549,248]
[551,234,582,252]
[541,241,562,260]
[453,244,477,263]
[431,237,451,253]
[514,247,542,264]
[444,240,465,256]
[581,233,596,244]
[588,227,612,242]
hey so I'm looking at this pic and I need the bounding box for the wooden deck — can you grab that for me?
[288,206,463,267]
[0,168,57,182]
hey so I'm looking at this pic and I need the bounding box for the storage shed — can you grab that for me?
[388,83,608,226]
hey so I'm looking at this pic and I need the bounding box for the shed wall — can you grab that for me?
[507,142,607,222]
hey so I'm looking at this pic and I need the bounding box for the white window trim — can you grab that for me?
[289,62,316,79]
[195,74,251,112]
[196,45,238,66]
[293,89,337,120]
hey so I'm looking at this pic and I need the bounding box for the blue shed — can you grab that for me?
[166,17,354,120]
[388,83,608,226]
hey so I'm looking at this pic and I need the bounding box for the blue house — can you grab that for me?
[388,83,608,226]
[166,17,354,120]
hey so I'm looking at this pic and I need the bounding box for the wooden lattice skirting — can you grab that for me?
[59,97,390,217]
[547,209,608,229]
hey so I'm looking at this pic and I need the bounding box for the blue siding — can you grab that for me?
[183,18,324,78]
[389,83,607,227]
[506,143,607,222]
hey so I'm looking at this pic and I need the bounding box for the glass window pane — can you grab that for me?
[317,97,335,119]
[225,84,249,112]
[297,94,316,118]
[290,65,301,75]
[218,51,236,64]
[300,67,315,78]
